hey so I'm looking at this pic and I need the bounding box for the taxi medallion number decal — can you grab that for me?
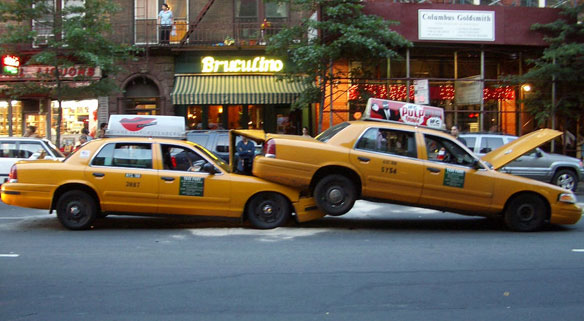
[443,168,465,188]
[179,177,205,196]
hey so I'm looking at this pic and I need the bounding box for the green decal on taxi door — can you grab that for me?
[179,176,205,196]
[443,168,465,188]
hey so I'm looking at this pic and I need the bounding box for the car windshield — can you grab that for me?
[189,143,230,172]
[315,122,350,142]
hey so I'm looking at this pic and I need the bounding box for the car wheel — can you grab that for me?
[247,193,290,229]
[314,174,356,216]
[504,194,547,232]
[56,191,97,230]
[552,169,578,191]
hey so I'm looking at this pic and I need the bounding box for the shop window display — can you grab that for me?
[0,101,23,136]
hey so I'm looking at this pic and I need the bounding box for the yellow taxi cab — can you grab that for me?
[0,115,323,230]
[251,98,582,232]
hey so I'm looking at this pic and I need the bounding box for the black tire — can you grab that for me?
[552,169,578,191]
[504,194,547,232]
[247,193,290,229]
[314,174,356,216]
[56,191,97,230]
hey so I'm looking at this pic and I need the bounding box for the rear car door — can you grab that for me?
[157,143,232,216]
[350,127,424,203]
[88,142,159,213]
[420,134,494,212]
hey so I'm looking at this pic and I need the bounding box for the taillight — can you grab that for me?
[264,139,276,158]
[8,164,17,182]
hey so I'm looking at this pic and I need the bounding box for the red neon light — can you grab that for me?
[2,55,20,67]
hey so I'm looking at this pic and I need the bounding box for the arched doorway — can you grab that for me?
[121,75,163,115]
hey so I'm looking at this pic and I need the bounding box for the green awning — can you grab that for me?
[171,75,306,105]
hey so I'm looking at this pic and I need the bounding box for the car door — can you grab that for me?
[420,134,494,212]
[350,127,423,203]
[88,142,159,213]
[157,143,232,216]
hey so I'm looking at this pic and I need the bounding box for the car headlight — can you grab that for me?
[558,192,577,204]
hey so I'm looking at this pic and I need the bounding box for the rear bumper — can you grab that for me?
[292,197,325,223]
[253,157,313,189]
[1,184,53,210]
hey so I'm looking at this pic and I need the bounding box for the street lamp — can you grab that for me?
[518,84,531,136]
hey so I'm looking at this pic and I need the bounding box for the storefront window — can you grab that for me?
[51,100,98,138]
[187,106,203,129]
[208,105,224,129]
[0,101,23,136]
[248,105,263,129]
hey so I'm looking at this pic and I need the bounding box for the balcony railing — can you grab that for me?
[110,21,288,48]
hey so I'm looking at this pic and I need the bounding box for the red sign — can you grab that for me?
[364,98,445,129]
[21,65,101,79]
[2,55,20,68]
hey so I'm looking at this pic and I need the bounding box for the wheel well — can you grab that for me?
[502,191,551,221]
[553,167,577,178]
[309,166,362,198]
[51,184,101,213]
[242,191,293,222]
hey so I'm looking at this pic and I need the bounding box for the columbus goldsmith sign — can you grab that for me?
[418,9,495,41]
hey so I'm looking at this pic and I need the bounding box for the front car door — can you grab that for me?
[87,142,159,213]
[420,134,494,212]
[157,143,232,217]
[350,127,424,204]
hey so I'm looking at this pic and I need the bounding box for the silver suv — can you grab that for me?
[460,133,584,191]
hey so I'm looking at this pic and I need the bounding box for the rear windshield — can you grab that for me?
[315,122,350,143]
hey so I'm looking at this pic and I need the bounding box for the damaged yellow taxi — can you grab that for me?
[1,115,323,230]
[250,98,582,232]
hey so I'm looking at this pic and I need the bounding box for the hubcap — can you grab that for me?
[69,204,81,218]
[517,204,535,222]
[262,204,273,215]
[327,187,344,205]
[557,174,574,190]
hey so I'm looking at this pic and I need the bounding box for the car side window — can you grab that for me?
[19,142,46,159]
[425,134,475,167]
[479,137,504,153]
[0,142,18,158]
[91,143,152,169]
[161,144,207,172]
[463,137,476,152]
[356,128,417,158]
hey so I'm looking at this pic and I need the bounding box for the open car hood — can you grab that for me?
[481,129,562,170]
[229,129,266,172]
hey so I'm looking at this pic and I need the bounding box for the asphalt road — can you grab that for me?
[1,197,584,321]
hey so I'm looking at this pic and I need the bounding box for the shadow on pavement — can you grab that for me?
[7,213,575,233]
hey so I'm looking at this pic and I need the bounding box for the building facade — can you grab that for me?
[0,0,578,152]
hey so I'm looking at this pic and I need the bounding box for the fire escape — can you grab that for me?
[180,0,216,46]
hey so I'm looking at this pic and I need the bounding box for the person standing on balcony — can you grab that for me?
[158,3,173,45]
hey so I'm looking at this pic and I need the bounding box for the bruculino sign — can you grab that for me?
[418,9,495,41]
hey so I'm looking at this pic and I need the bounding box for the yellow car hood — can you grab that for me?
[481,128,562,170]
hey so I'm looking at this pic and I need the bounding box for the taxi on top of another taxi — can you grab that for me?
[0,115,324,230]
[250,98,582,232]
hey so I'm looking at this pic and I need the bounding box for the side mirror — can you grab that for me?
[202,163,216,175]
[535,150,543,158]
[471,159,483,170]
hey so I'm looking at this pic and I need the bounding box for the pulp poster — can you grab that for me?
[363,98,445,130]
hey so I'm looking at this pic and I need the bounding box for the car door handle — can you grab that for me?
[358,156,370,162]
[161,176,175,182]
[92,172,105,177]
[427,167,441,173]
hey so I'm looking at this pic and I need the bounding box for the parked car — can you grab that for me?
[0,137,65,184]
[247,98,582,232]
[460,133,584,191]
[186,130,263,163]
[1,136,323,230]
